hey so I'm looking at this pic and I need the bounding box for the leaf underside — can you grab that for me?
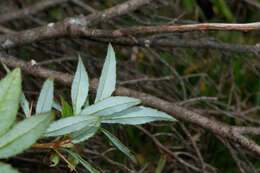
[45,115,99,137]
[0,162,20,173]
[101,128,137,163]
[0,112,54,159]
[80,96,141,116]
[62,148,100,173]
[71,56,89,115]
[0,68,21,136]
[102,106,176,125]
[36,78,54,114]
[95,43,116,103]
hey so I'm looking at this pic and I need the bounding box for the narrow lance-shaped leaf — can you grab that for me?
[94,43,116,103]
[1,62,11,73]
[68,153,79,169]
[61,96,73,118]
[0,68,21,136]
[1,63,30,118]
[80,96,140,116]
[101,128,137,163]
[50,152,60,167]
[52,101,62,112]
[36,78,54,114]
[0,112,54,159]
[62,148,100,173]
[71,56,89,114]
[155,155,166,173]
[71,120,101,143]
[20,93,30,118]
[101,106,176,125]
[0,162,20,173]
[45,115,100,137]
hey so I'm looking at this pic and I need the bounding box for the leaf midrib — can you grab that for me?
[0,115,49,149]
[81,99,139,116]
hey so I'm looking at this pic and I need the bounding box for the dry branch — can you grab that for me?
[0,0,68,24]
[1,23,260,55]
[0,0,152,49]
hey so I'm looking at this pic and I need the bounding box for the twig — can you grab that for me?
[84,149,135,173]
[217,136,246,173]
[118,76,173,85]
[178,97,218,106]
[145,48,187,99]
[90,37,260,56]
[71,0,97,13]
[0,0,68,24]
[179,123,206,173]
[136,125,201,172]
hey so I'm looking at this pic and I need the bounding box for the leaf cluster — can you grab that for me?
[0,44,176,172]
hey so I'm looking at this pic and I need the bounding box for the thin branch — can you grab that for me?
[145,48,187,99]
[179,123,206,172]
[178,97,218,106]
[91,37,260,56]
[101,22,260,36]
[71,0,97,13]
[0,0,68,24]
[217,136,246,173]
[118,76,173,85]
[136,125,201,172]
[1,22,260,51]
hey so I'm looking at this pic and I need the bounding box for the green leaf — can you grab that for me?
[50,152,60,167]
[1,62,11,73]
[218,0,233,20]
[0,68,21,136]
[95,43,116,103]
[1,64,30,118]
[102,106,176,125]
[52,101,62,112]
[36,78,54,114]
[71,120,100,143]
[61,96,73,118]
[62,149,100,173]
[0,162,20,173]
[45,115,100,137]
[0,111,54,159]
[20,93,30,118]
[101,128,136,163]
[71,56,89,115]
[80,96,140,116]
[68,152,79,169]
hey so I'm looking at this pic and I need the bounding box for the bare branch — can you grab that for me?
[0,0,153,49]
[0,0,68,24]
[92,37,260,56]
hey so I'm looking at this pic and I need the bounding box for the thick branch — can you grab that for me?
[0,0,153,49]
[1,23,260,53]
[0,53,260,156]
